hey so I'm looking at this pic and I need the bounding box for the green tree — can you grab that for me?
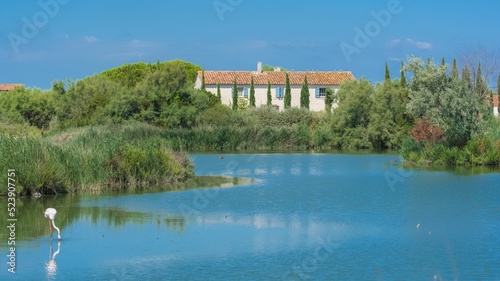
[475,62,487,99]
[0,87,56,129]
[216,83,222,103]
[475,62,490,117]
[284,73,291,109]
[441,56,446,66]
[249,76,256,107]
[52,80,65,95]
[329,78,374,149]
[462,65,472,90]
[404,57,480,146]
[201,70,206,91]
[426,57,431,70]
[368,81,409,149]
[105,62,206,128]
[450,58,459,80]
[99,59,201,87]
[232,77,238,111]
[325,88,334,112]
[58,76,120,127]
[384,62,391,84]
[400,61,407,87]
[266,80,272,106]
[300,76,310,109]
[262,64,287,72]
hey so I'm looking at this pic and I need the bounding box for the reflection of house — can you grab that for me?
[0,84,24,92]
[194,63,355,111]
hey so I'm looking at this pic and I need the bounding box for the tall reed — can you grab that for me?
[0,123,193,195]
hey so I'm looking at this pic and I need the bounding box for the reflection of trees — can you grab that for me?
[0,175,242,248]
[0,195,185,247]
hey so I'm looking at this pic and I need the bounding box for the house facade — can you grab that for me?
[194,63,355,111]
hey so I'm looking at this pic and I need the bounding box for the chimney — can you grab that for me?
[257,62,262,73]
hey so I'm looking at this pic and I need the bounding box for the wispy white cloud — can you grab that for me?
[387,38,433,50]
[388,39,401,47]
[128,39,158,48]
[406,38,432,49]
[84,35,98,44]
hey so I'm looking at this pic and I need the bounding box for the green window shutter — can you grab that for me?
[244,87,249,98]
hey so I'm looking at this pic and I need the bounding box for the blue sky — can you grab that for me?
[1,0,499,89]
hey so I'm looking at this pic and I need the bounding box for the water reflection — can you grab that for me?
[0,195,187,246]
[45,240,60,280]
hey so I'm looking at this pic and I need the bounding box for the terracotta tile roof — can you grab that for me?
[0,84,24,91]
[199,71,355,86]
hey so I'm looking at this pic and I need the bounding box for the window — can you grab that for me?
[315,87,328,98]
[319,88,327,97]
[275,87,284,99]
[235,87,248,98]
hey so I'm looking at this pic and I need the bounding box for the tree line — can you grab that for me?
[0,57,499,166]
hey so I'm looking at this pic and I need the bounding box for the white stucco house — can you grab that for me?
[194,63,355,111]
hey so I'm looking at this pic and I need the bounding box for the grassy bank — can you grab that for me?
[400,119,500,167]
[0,124,193,195]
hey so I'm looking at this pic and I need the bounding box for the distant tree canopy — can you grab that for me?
[99,59,202,88]
[262,64,287,72]
[53,60,209,129]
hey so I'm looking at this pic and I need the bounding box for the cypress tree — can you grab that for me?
[450,59,459,80]
[426,57,431,70]
[232,77,238,111]
[325,88,334,112]
[249,76,255,107]
[284,73,291,109]
[384,62,391,85]
[201,70,206,91]
[476,62,482,82]
[300,76,310,110]
[441,56,446,67]
[462,65,472,90]
[400,61,407,87]
[216,83,221,103]
[266,80,272,106]
[475,62,486,97]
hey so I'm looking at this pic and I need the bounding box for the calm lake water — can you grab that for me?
[1,154,499,280]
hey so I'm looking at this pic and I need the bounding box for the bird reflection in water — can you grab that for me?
[45,239,61,279]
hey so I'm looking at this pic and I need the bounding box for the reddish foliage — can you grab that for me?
[411,118,445,144]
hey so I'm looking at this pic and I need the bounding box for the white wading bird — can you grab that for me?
[44,208,61,240]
